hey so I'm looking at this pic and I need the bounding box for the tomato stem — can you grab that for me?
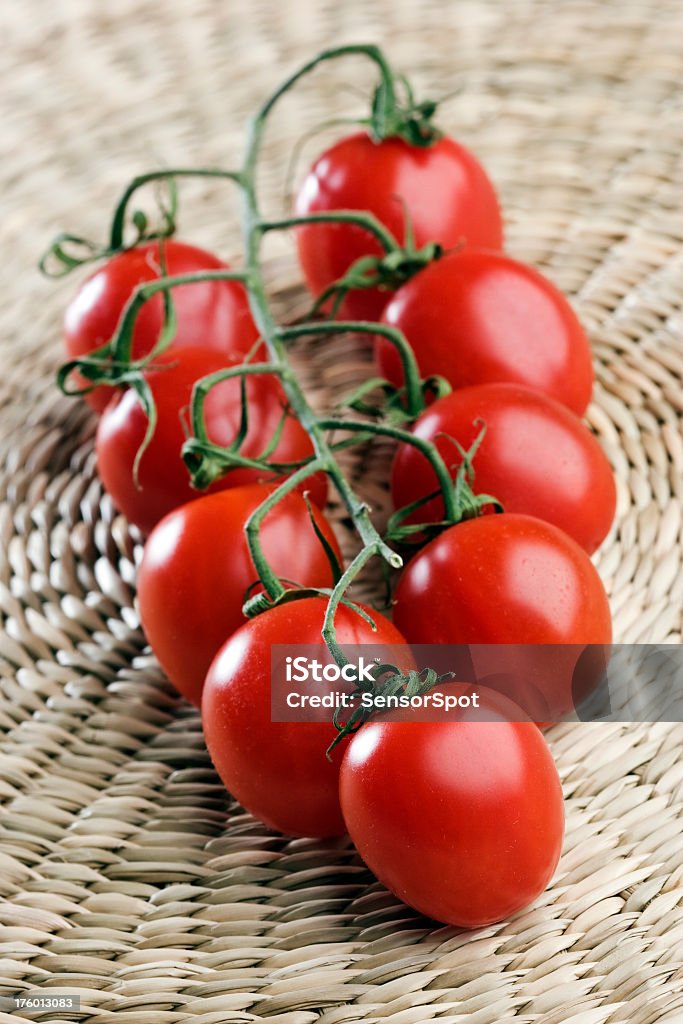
[111,270,251,363]
[243,459,332,604]
[259,211,400,254]
[319,417,460,522]
[322,546,380,667]
[280,320,425,419]
[188,363,282,442]
[54,268,252,401]
[108,168,243,250]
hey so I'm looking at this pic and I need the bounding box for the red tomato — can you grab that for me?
[64,240,258,411]
[295,132,502,321]
[392,383,616,554]
[96,346,326,535]
[339,684,565,927]
[202,598,412,838]
[138,485,341,706]
[394,514,611,645]
[393,514,612,721]
[376,250,594,415]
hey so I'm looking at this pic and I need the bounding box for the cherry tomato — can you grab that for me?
[393,514,612,721]
[394,514,611,645]
[202,598,412,838]
[65,240,258,411]
[96,346,326,535]
[376,250,594,415]
[392,383,616,554]
[339,684,565,927]
[295,132,502,321]
[138,485,341,706]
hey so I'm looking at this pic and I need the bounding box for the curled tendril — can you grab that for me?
[40,234,109,279]
[40,178,178,279]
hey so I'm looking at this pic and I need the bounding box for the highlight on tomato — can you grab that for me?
[339,684,565,927]
[137,485,341,707]
[376,249,594,415]
[391,382,616,554]
[96,345,326,535]
[295,132,503,320]
[64,240,258,411]
[202,597,413,838]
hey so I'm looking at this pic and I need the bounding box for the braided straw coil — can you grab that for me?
[1,1,683,1022]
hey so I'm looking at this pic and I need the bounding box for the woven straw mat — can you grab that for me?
[1,1,683,1022]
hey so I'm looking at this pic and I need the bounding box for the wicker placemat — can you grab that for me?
[1,1,683,1021]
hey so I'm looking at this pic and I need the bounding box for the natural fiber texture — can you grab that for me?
[1,1,683,1021]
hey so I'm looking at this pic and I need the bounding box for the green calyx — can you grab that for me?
[369,76,441,147]
[309,192,444,318]
[326,664,455,757]
[311,241,442,320]
[385,424,505,546]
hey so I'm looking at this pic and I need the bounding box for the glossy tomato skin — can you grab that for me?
[392,383,616,553]
[138,485,341,706]
[202,598,412,838]
[393,514,612,722]
[339,686,564,927]
[96,346,326,535]
[295,132,503,321]
[377,250,593,415]
[393,514,611,646]
[65,240,258,411]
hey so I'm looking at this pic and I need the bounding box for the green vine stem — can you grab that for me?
[206,36,472,662]
[47,43,483,690]
[259,212,400,253]
[321,546,380,667]
[57,268,250,399]
[242,459,332,608]
[280,321,426,419]
[246,43,440,148]
[108,168,243,250]
[190,364,284,445]
[318,417,461,523]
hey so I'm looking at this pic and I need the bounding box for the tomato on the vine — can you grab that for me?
[393,514,612,721]
[394,514,611,644]
[295,132,503,321]
[392,383,616,554]
[138,485,341,706]
[65,240,258,411]
[376,250,594,415]
[202,597,412,838]
[96,345,326,535]
[339,684,564,927]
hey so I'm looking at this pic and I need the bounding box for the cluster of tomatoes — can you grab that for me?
[59,103,616,928]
